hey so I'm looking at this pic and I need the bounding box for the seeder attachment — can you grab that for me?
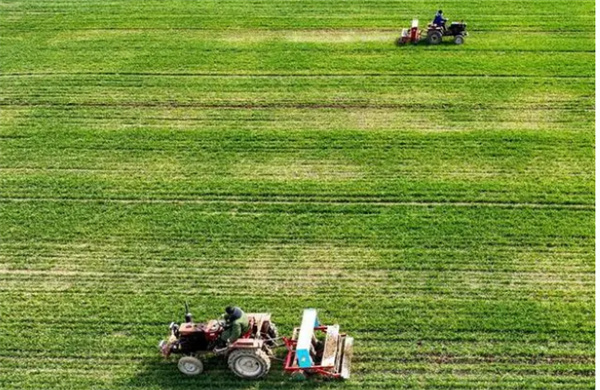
[283,309,354,379]
[397,19,421,45]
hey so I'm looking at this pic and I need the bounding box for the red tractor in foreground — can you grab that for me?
[159,305,278,379]
[158,306,353,380]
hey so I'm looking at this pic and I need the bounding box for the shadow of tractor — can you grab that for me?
[395,37,463,47]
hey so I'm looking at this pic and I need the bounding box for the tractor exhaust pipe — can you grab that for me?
[184,301,192,323]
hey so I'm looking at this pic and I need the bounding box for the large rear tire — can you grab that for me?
[177,356,204,376]
[228,349,271,379]
[427,31,443,45]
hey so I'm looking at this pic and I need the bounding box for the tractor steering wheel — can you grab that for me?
[208,320,223,332]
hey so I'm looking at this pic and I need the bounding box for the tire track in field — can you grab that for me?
[1,320,592,344]
[0,353,593,365]
[0,196,593,209]
[2,289,588,303]
[2,242,590,254]
[0,72,594,79]
[3,237,591,250]
[0,354,593,369]
[1,26,595,33]
[1,268,592,283]
[0,102,592,110]
[3,254,592,272]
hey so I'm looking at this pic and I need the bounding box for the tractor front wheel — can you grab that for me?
[228,349,271,379]
[454,34,465,45]
[177,356,204,376]
[427,31,443,45]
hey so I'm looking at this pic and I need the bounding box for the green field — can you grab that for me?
[0,1,595,389]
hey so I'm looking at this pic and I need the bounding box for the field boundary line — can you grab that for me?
[0,197,593,210]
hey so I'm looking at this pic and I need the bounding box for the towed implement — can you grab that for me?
[283,308,354,380]
[158,306,353,380]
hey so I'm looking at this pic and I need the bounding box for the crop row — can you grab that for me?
[0,370,592,390]
[0,293,593,339]
[0,355,592,375]
[2,111,593,135]
[3,31,594,54]
[2,102,592,120]
[1,45,593,77]
[1,0,594,32]
[1,74,593,107]
[1,339,594,361]
[1,248,593,272]
[0,201,593,242]
[1,178,592,205]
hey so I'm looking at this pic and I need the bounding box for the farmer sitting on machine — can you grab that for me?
[220,306,249,344]
[432,10,447,27]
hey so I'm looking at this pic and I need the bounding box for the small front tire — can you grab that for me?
[177,356,204,376]
[454,34,465,45]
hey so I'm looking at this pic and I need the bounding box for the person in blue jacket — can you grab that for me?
[433,10,447,27]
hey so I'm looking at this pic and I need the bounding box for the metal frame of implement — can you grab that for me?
[282,309,354,379]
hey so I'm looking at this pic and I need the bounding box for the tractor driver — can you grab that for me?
[220,306,250,345]
[433,10,447,27]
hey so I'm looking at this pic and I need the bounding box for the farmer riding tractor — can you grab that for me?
[159,305,278,379]
[397,10,467,45]
[427,10,467,45]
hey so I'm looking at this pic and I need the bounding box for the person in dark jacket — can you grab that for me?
[433,10,447,27]
[220,306,250,344]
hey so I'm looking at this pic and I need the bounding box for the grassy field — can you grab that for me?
[0,1,595,389]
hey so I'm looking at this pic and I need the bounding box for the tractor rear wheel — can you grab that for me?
[177,356,204,376]
[228,349,271,379]
[454,34,465,45]
[427,31,442,45]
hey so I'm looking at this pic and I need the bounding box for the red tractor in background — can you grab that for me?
[426,21,468,45]
[397,19,467,45]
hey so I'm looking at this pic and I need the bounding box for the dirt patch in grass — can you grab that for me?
[234,157,364,180]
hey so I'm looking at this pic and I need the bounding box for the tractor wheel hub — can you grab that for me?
[236,356,262,376]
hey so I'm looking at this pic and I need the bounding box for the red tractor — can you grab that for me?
[397,19,467,45]
[158,305,278,379]
[426,21,467,45]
